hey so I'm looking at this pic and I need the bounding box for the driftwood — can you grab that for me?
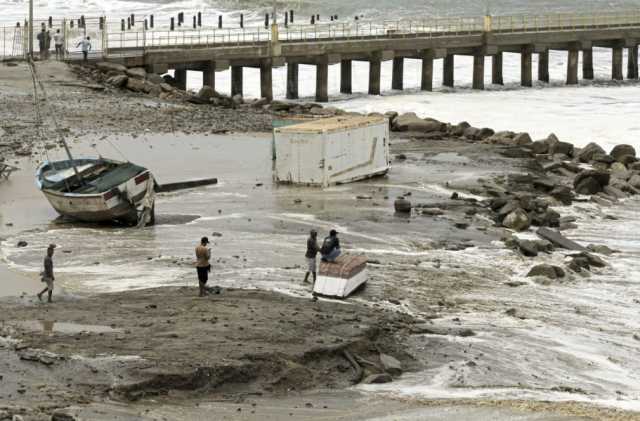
[0,163,19,180]
[342,350,364,384]
[155,178,218,193]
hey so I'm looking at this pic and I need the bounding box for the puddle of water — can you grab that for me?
[5,320,122,334]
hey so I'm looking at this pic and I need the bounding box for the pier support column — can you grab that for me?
[286,62,299,99]
[628,45,639,79]
[203,61,215,90]
[538,50,549,83]
[340,59,352,94]
[368,57,381,95]
[421,50,433,91]
[443,54,454,87]
[316,58,329,102]
[260,59,273,101]
[567,49,579,85]
[174,69,187,90]
[231,66,243,97]
[521,47,532,87]
[492,53,503,85]
[582,48,594,79]
[472,55,484,90]
[392,57,404,90]
[612,46,624,80]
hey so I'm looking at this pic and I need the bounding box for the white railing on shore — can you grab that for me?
[3,11,640,60]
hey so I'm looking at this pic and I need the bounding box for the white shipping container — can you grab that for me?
[273,116,390,187]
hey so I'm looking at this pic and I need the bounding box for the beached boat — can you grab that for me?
[36,157,155,225]
[313,254,368,299]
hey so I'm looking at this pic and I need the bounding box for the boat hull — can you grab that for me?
[40,170,154,224]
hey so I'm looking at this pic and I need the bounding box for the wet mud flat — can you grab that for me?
[0,287,417,420]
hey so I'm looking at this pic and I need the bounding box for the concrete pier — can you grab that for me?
[260,59,273,101]
[492,53,503,85]
[231,66,243,97]
[472,55,484,90]
[443,54,454,87]
[521,47,532,87]
[174,69,187,90]
[567,49,579,85]
[286,62,299,99]
[421,51,433,91]
[392,57,404,90]
[316,58,329,102]
[583,48,594,79]
[612,46,624,80]
[628,45,639,79]
[340,60,352,94]
[369,57,381,95]
[203,62,215,89]
[538,50,549,82]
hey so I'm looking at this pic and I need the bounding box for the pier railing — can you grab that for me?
[3,11,640,60]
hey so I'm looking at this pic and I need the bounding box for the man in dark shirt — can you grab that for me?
[36,29,46,60]
[304,230,319,284]
[37,244,56,303]
[320,229,341,262]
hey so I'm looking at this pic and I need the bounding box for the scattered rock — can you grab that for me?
[363,373,393,384]
[379,354,403,376]
[587,244,616,255]
[512,132,532,145]
[573,170,610,195]
[536,227,587,251]
[95,61,127,73]
[578,142,606,163]
[527,264,565,279]
[125,67,147,79]
[16,240,27,247]
[394,197,412,213]
[502,208,531,231]
[610,144,636,163]
[106,74,128,88]
[393,113,442,132]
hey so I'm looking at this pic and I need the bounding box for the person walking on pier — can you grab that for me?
[36,29,47,60]
[320,230,341,263]
[37,244,56,303]
[53,29,64,60]
[195,236,211,297]
[76,36,92,62]
[304,229,319,285]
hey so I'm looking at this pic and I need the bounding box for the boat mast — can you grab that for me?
[60,137,84,185]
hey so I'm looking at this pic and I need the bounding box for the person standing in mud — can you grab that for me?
[44,30,52,60]
[37,244,56,303]
[304,229,319,285]
[320,230,341,263]
[76,36,91,62]
[195,237,211,297]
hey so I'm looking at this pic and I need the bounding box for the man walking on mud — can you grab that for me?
[195,237,211,297]
[53,29,64,60]
[37,244,56,303]
[304,229,319,285]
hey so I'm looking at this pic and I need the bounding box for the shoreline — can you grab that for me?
[0,261,41,298]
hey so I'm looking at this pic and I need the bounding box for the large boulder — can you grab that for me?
[526,264,565,279]
[125,77,146,92]
[463,126,482,140]
[610,144,636,163]
[392,113,442,132]
[578,142,606,163]
[379,354,403,376]
[125,67,147,79]
[502,208,531,231]
[549,140,574,157]
[512,132,532,145]
[550,185,573,205]
[530,140,549,154]
[197,85,216,100]
[146,73,164,85]
[96,61,127,73]
[629,174,640,189]
[449,121,471,136]
[573,170,610,195]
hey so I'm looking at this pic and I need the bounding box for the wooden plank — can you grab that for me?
[155,178,218,193]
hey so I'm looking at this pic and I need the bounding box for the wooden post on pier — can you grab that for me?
[628,45,639,79]
[340,59,352,94]
[392,57,404,90]
[231,66,243,97]
[443,54,454,87]
[521,47,532,87]
[203,61,215,91]
[421,50,434,91]
[472,54,484,90]
[260,59,273,101]
[175,69,187,90]
[316,57,329,102]
[492,53,503,85]
[582,48,594,79]
[368,56,382,95]
[566,48,579,85]
[612,46,624,80]
[286,62,299,99]
[538,50,549,83]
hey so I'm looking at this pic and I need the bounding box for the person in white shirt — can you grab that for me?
[53,29,64,60]
[76,36,91,62]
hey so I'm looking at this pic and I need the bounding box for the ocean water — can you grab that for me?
[3,0,640,414]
